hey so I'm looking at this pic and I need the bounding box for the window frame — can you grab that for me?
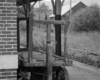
[17,17,29,52]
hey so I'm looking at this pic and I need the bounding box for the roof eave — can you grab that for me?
[17,0,42,6]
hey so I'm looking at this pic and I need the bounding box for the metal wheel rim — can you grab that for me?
[56,69,65,80]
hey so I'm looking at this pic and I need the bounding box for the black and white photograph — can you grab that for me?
[0,0,100,80]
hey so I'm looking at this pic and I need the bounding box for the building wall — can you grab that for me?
[62,2,86,20]
[0,0,18,80]
[70,2,86,15]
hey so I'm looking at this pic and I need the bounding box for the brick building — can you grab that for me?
[0,0,17,80]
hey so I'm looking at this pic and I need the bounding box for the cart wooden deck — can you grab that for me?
[19,51,67,67]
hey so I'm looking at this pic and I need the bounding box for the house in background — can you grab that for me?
[49,1,87,31]
[49,1,87,20]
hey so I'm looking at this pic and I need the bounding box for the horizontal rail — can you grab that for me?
[32,49,64,60]
[33,20,66,25]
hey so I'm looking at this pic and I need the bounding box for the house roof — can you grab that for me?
[49,1,86,18]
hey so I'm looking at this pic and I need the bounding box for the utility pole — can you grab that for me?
[70,0,72,22]
[39,1,41,28]
[91,0,94,6]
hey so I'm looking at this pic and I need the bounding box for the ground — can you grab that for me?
[66,61,100,80]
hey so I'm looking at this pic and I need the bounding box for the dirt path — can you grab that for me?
[66,61,100,80]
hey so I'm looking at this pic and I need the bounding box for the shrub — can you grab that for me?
[71,4,100,32]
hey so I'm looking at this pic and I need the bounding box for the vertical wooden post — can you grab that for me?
[46,22,52,80]
[39,1,41,28]
[28,12,33,63]
[63,0,72,60]
[64,25,67,61]
[27,0,32,63]
[55,0,61,56]
[64,24,68,61]
[27,0,30,17]
[64,17,70,61]
[26,0,32,79]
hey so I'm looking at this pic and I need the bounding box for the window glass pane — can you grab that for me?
[19,20,27,48]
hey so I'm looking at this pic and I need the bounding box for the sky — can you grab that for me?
[34,0,100,9]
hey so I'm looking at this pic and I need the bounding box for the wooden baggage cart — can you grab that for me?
[17,0,70,80]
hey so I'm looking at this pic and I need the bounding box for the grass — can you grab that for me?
[67,32,100,67]
[67,32,100,54]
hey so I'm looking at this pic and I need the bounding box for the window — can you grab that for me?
[17,18,29,52]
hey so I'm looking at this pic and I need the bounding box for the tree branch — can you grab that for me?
[31,1,37,10]
[61,0,65,7]
[22,1,27,17]
[51,0,55,7]
[51,0,55,15]
[61,0,65,5]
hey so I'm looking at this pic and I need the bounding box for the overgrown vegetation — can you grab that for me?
[67,49,100,68]
[67,4,100,67]
[70,4,100,32]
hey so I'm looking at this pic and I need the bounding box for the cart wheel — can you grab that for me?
[56,67,69,80]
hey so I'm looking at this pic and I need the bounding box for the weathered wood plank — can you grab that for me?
[28,12,33,63]
[46,21,52,80]
[23,62,66,67]
[34,20,66,25]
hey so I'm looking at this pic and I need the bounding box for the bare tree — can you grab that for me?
[51,0,65,15]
